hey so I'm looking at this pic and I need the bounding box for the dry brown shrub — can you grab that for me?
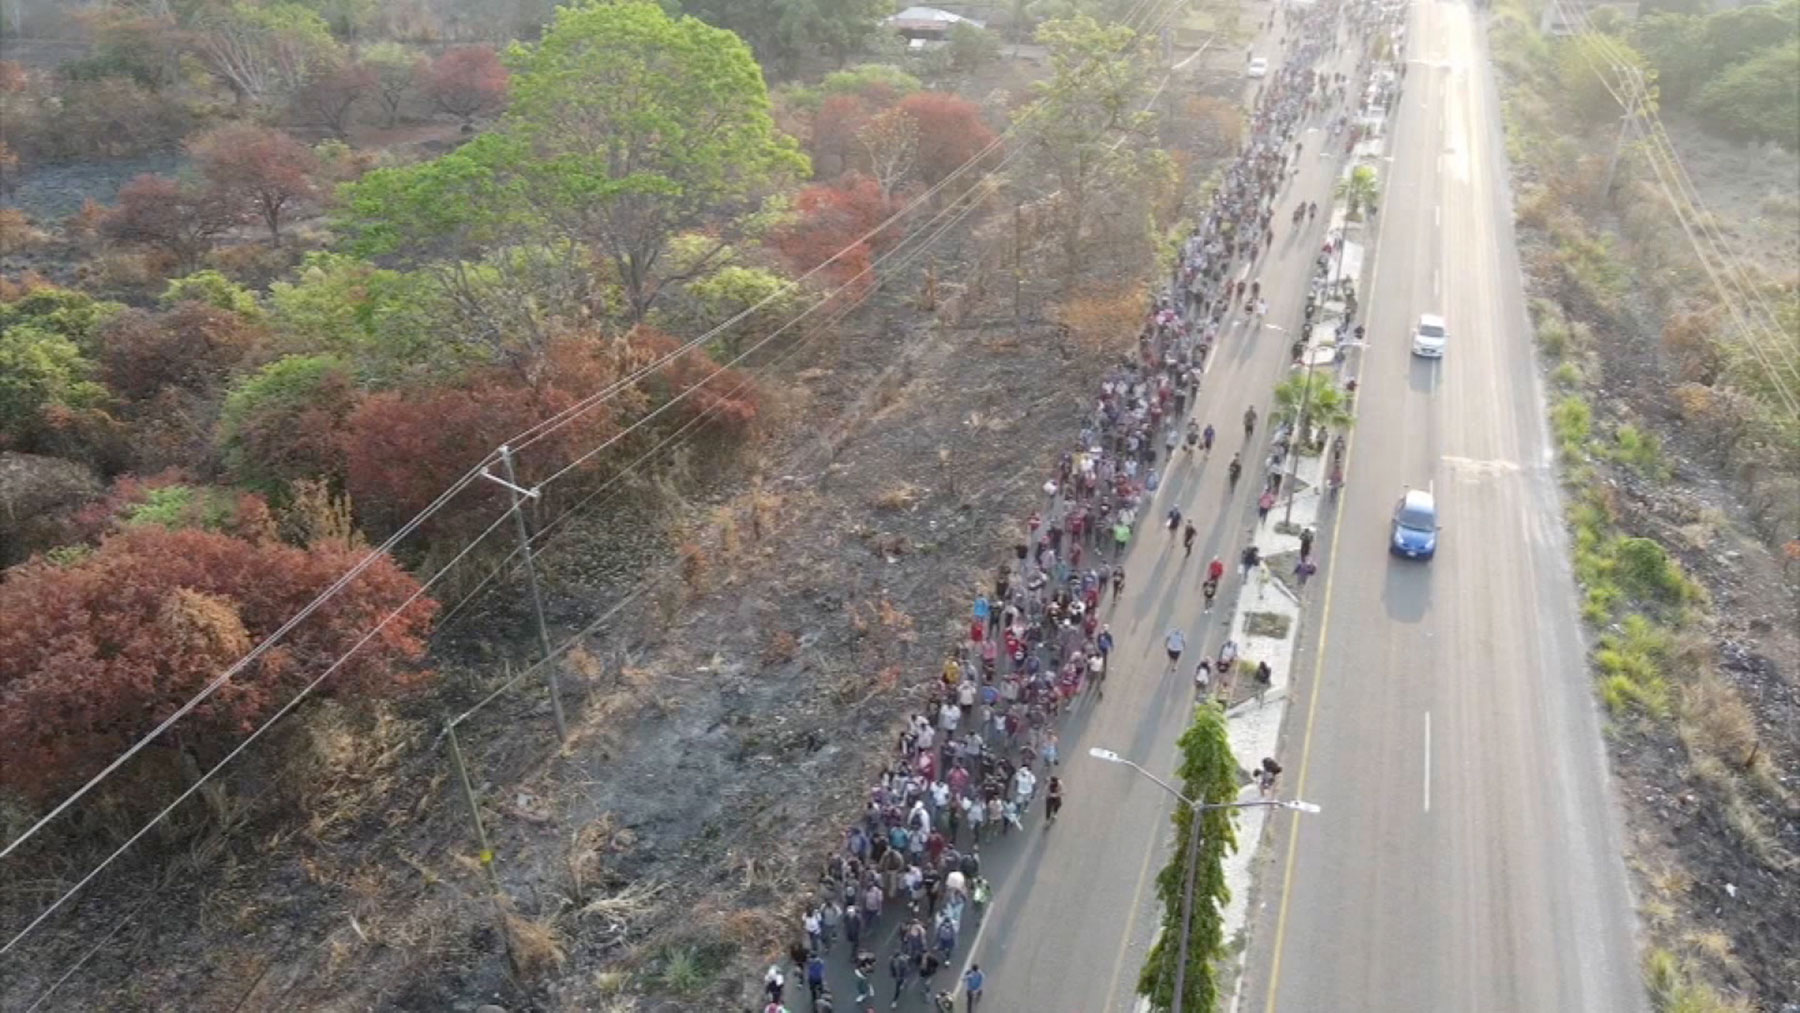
[876,596,915,641]
[61,198,108,252]
[1661,310,1722,384]
[1057,281,1147,355]
[714,504,741,558]
[277,477,356,548]
[678,540,708,595]
[0,207,45,253]
[872,482,922,511]
[94,249,162,289]
[1679,671,1761,770]
[503,909,567,980]
[762,629,799,666]
[566,642,606,680]
[290,701,418,842]
[0,270,52,301]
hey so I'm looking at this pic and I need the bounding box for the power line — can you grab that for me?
[430,152,1021,639]
[501,0,1187,460]
[1551,6,1800,413]
[0,461,494,863]
[0,507,515,958]
[0,96,1014,966]
[0,0,1183,970]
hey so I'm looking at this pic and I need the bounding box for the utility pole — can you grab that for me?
[482,446,569,741]
[1171,801,1203,1013]
[1597,66,1642,202]
[1013,201,1024,342]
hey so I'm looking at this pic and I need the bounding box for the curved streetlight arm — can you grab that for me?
[1087,746,1322,814]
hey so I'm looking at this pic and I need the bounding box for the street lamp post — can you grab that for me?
[1283,225,1348,526]
[1088,748,1319,1013]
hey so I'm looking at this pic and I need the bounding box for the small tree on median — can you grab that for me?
[1336,164,1380,221]
[1137,704,1240,1013]
[1273,371,1354,444]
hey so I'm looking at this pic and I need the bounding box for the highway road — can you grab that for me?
[934,31,1382,1013]
[814,3,1647,1011]
[1238,1,1646,1011]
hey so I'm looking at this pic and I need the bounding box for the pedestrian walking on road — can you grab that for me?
[1165,629,1187,671]
[889,951,913,1008]
[1256,756,1284,797]
[1166,507,1182,539]
[1257,488,1276,523]
[963,965,985,1011]
[1202,576,1219,612]
[917,951,944,999]
[1239,543,1261,577]
[1045,776,1064,822]
[766,965,786,1005]
[1183,520,1198,556]
[1294,557,1318,587]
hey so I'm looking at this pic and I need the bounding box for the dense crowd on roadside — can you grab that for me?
[752,1,1400,1009]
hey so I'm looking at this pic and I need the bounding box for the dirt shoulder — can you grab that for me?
[0,209,1124,1012]
[1489,5,1800,1007]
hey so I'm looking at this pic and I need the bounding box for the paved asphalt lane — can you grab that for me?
[1241,2,1645,1012]
[949,44,1372,1013]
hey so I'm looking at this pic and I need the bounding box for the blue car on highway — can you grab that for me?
[1390,489,1439,559]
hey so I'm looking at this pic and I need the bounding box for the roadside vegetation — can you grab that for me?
[1490,0,1799,1007]
[0,0,1242,1007]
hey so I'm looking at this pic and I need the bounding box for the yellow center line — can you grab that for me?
[1259,66,1409,1011]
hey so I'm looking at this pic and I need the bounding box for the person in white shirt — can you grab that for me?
[1013,766,1036,808]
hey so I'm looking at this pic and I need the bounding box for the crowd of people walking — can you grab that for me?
[755,0,1409,1009]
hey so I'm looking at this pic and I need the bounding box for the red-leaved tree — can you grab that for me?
[422,45,508,129]
[102,174,242,272]
[340,337,629,540]
[809,94,872,179]
[624,327,760,433]
[189,124,320,246]
[0,523,436,803]
[97,303,264,405]
[770,174,899,300]
[291,59,377,138]
[896,92,1000,188]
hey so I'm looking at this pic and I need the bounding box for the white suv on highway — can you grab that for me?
[1412,313,1447,358]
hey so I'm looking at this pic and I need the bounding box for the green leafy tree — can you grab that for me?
[680,264,815,357]
[267,253,454,382]
[1632,13,1710,105]
[1273,370,1354,436]
[679,0,892,75]
[1026,16,1165,285]
[361,41,422,127]
[947,22,1002,73]
[1692,41,1800,151]
[161,269,265,319]
[0,285,125,351]
[1700,0,1800,69]
[501,1,810,322]
[1138,705,1239,1013]
[216,354,358,493]
[1335,164,1380,220]
[189,1,340,106]
[0,324,112,454]
[1555,34,1645,125]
